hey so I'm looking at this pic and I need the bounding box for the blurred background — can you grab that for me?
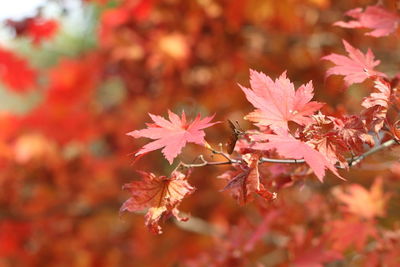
[1,0,400,266]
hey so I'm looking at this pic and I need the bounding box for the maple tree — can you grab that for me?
[2,0,400,266]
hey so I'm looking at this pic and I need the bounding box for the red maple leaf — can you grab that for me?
[239,70,323,130]
[303,113,349,167]
[219,153,276,205]
[120,170,195,234]
[0,48,37,93]
[127,110,218,164]
[335,6,400,37]
[335,115,374,153]
[327,217,377,252]
[362,79,391,132]
[26,18,58,45]
[251,128,342,182]
[322,40,386,86]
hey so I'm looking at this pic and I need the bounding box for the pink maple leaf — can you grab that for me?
[335,6,400,37]
[127,110,218,164]
[239,70,324,130]
[251,128,342,182]
[322,40,386,86]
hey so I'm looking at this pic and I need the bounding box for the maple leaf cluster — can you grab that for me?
[125,57,389,232]
[120,1,400,265]
[2,1,400,266]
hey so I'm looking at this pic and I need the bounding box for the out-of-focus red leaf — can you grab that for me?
[6,17,58,45]
[24,56,102,143]
[332,177,388,219]
[327,217,377,252]
[0,112,21,141]
[293,245,342,267]
[0,48,37,93]
[0,221,31,258]
[335,6,400,37]
[45,57,100,105]
[291,230,342,267]
[26,18,58,45]
[127,0,154,22]
[243,210,280,252]
[99,0,155,46]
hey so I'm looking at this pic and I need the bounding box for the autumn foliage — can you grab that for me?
[2,0,400,266]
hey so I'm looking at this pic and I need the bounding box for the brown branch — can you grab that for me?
[206,143,233,161]
[180,159,237,168]
[177,139,398,170]
[258,139,398,168]
[259,158,305,164]
[178,154,240,169]
[348,139,397,167]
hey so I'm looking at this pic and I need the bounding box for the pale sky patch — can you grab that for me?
[0,0,47,20]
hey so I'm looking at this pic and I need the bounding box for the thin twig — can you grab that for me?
[259,139,398,168]
[348,139,397,167]
[259,158,304,164]
[178,143,242,169]
[180,160,237,168]
[177,139,398,170]
[206,143,232,161]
